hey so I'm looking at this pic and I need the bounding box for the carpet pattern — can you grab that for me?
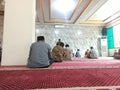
[1,68,120,89]
[49,59,120,69]
[1,58,120,70]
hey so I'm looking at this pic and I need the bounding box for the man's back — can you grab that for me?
[90,49,97,59]
[52,45,64,62]
[64,48,72,60]
[28,41,51,68]
[75,49,81,57]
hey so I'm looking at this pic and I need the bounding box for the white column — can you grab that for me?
[1,0,35,65]
[100,37,108,57]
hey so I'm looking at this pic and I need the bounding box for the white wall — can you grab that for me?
[1,0,35,65]
[113,24,120,48]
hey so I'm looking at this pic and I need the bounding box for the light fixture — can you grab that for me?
[52,0,75,14]
[54,30,59,34]
[36,29,39,33]
[77,31,81,35]
[55,25,65,28]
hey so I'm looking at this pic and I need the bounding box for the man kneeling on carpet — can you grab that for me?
[88,46,98,59]
[27,36,54,68]
[114,49,120,59]
[52,42,65,62]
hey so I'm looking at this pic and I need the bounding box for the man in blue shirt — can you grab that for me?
[27,36,53,68]
[75,49,81,57]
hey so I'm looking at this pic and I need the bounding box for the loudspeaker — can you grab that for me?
[102,28,107,36]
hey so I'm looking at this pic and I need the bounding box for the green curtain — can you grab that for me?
[107,27,114,49]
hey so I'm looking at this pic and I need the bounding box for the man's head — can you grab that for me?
[37,36,45,42]
[90,46,93,49]
[77,49,80,51]
[65,44,69,47]
[58,39,61,42]
[60,42,64,47]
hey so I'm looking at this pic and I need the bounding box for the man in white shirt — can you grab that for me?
[89,46,98,59]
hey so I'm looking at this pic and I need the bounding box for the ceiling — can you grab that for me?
[0,0,120,26]
[36,0,120,26]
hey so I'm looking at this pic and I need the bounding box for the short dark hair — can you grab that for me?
[90,46,93,49]
[65,44,69,47]
[56,42,60,45]
[77,49,79,51]
[37,36,45,41]
[60,42,64,47]
[58,39,61,41]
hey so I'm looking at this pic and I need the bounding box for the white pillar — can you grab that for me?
[1,0,35,65]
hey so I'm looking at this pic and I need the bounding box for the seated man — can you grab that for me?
[27,36,53,68]
[75,49,81,57]
[52,42,64,62]
[64,44,72,60]
[114,49,120,59]
[89,46,98,59]
[114,50,118,57]
[84,49,90,58]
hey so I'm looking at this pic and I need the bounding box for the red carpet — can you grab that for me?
[49,58,120,69]
[1,58,120,70]
[1,68,120,89]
